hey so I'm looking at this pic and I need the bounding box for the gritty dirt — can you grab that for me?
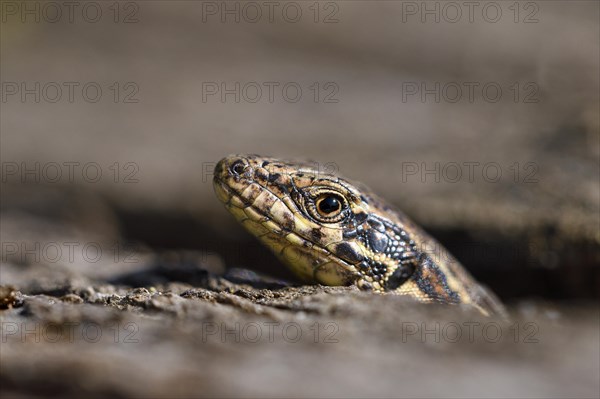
[1,265,599,399]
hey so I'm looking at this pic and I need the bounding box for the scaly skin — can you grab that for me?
[213,154,505,316]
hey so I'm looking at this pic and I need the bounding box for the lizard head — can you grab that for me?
[213,154,418,292]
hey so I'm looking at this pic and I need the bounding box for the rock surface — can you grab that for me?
[2,264,598,398]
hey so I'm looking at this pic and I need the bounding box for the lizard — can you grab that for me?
[213,154,505,316]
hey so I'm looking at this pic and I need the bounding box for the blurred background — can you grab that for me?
[1,1,599,398]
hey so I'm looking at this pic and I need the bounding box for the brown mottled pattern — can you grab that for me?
[213,154,505,316]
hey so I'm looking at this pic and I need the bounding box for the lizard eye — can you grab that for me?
[316,195,342,216]
[307,191,349,223]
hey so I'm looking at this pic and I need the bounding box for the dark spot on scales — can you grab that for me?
[353,211,368,224]
[268,173,281,183]
[367,216,386,233]
[255,168,269,181]
[367,230,389,253]
[333,242,364,264]
[310,228,324,242]
[385,263,416,290]
[413,255,460,303]
[343,229,358,239]
[281,212,295,230]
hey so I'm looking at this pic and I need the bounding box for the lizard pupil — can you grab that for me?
[317,195,341,215]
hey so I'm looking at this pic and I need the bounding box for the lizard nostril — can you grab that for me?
[230,160,247,176]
